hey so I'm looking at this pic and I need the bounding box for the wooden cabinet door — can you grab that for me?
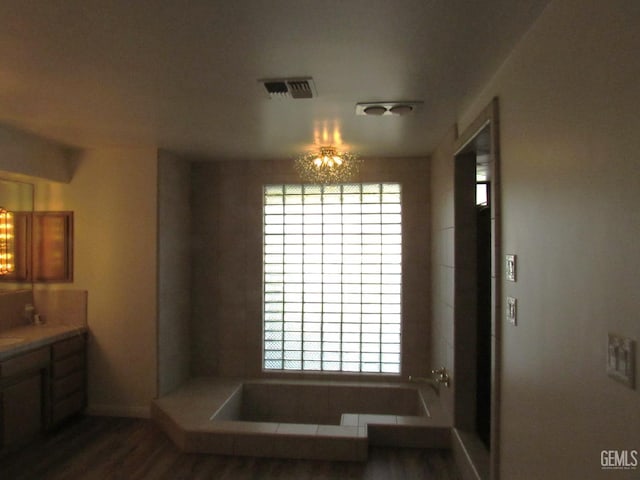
[2,374,43,448]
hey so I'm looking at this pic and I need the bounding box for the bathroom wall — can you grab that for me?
[190,157,430,380]
[35,147,159,417]
[157,150,191,395]
[432,0,640,477]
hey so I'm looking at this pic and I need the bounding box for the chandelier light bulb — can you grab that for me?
[295,145,362,183]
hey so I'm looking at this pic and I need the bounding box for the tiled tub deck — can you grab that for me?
[152,378,451,461]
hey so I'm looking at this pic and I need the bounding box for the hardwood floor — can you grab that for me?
[0,416,461,480]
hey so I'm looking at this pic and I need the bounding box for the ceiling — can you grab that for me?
[0,0,550,161]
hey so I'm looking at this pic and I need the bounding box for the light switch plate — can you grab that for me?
[607,333,636,389]
[506,297,517,325]
[506,254,517,282]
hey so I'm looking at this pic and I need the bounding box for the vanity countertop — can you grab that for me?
[0,324,87,361]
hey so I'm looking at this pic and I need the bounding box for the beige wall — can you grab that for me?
[35,147,158,417]
[157,150,191,395]
[190,157,430,380]
[432,0,640,478]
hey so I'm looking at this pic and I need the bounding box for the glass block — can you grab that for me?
[284,341,302,351]
[322,361,341,371]
[323,341,341,351]
[343,342,361,353]
[284,360,302,370]
[361,193,381,204]
[362,363,381,372]
[284,331,302,341]
[302,330,322,345]
[284,185,303,195]
[382,353,400,364]
[264,233,284,244]
[362,342,380,352]
[264,214,284,225]
[362,352,380,363]
[284,203,303,215]
[322,351,341,361]
[342,362,361,372]
[265,341,283,350]
[303,361,322,370]
[323,313,341,323]
[381,343,401,353]
[303,350,321,360]
[264,350,282,360]
[361,203,381,214]
[263,182,402,374]
[381,363,400,374]
[381,333,400,344]
[264,319,283,330]
[264,360,282,370]
[342,351,361,362]
[302,203,322,215]
[303,185,322,195]
[342,333,360,343]
[264,330,282,340]
[342,184,362,194]
[362,333,381,343]
[264,224,284,235]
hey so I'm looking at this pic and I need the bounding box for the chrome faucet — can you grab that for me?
[431,367,450,388]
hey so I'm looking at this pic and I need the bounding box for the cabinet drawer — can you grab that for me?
[0,348,49,378]
[52,353,84,379]
[52,335,85,360]
[51,391,85,424]
[52,370,84,401]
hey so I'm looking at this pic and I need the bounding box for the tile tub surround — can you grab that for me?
[151,378,451,462]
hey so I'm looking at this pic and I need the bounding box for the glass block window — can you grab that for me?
[263,183,402,374]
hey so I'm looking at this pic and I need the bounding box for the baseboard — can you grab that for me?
[86,404,151,418]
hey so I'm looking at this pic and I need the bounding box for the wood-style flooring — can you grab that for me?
[0,416,461,480]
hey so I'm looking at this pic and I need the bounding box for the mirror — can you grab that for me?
[32,211,74,282]
[0,178,34,290]
[0,178,73,285]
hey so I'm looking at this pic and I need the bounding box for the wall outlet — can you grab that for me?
[506,297,517,325]
[607,333,636,389]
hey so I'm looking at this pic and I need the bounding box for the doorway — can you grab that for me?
[452,98,501,479]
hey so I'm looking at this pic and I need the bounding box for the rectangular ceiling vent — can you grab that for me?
[260,77,316,99]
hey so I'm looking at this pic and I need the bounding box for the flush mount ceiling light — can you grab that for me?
[295,146,362,184]
[355,101,423,116]
[0,207,15,275]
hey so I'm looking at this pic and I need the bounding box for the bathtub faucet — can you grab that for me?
[408,367,451,390]
[431,367,450,388]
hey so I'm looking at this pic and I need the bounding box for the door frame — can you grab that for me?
[452,97,501,479]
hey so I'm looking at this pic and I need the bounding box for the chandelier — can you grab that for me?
[0,207,14,275]
[295,145,362,184]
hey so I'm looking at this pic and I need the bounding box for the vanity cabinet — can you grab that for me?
[0,347,49,449]
[49,335,86,426]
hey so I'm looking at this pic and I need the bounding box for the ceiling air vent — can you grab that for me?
[260,77,316,99]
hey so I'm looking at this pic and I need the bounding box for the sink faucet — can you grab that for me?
[23,304,41,325]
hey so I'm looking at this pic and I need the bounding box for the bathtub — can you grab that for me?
[151,378,450,462]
